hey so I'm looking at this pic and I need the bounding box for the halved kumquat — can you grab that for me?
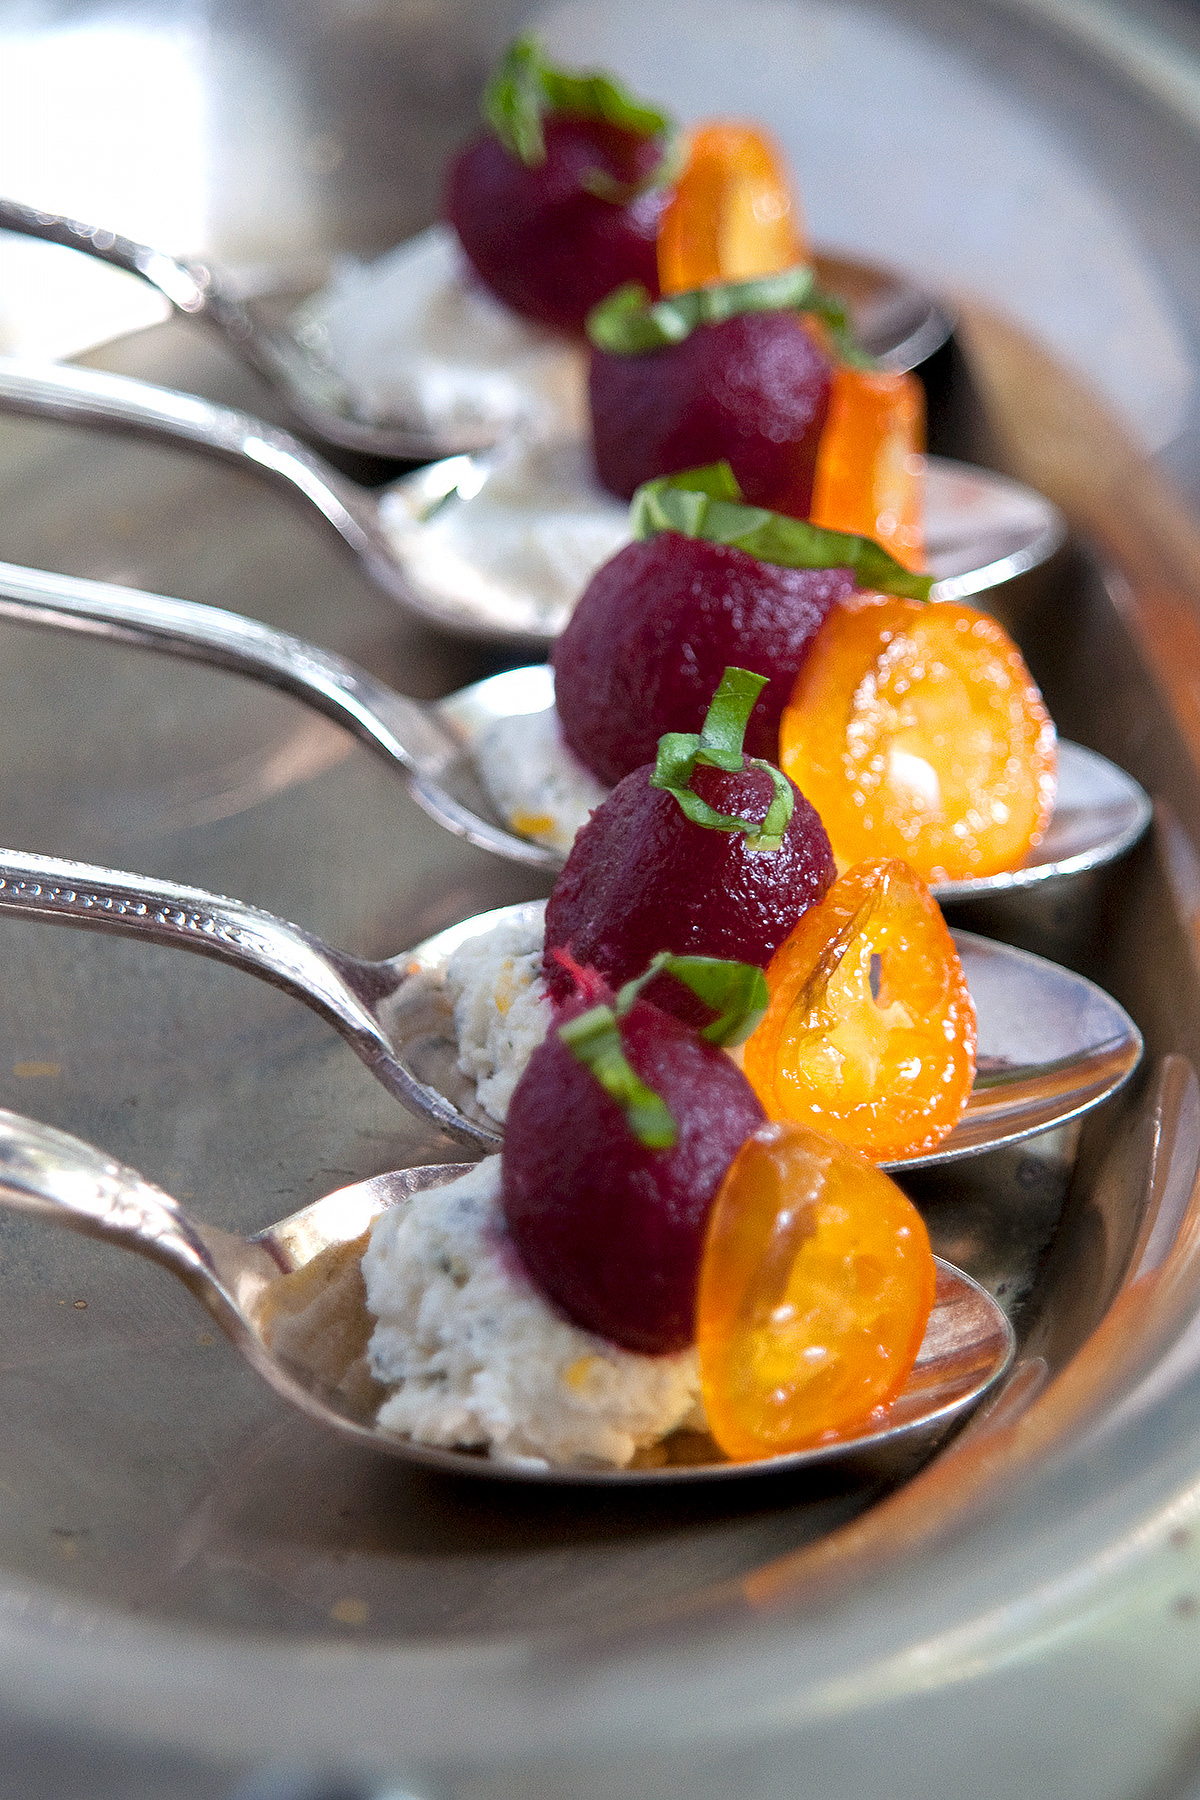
[656,121,808,296]
[696,1122,937,1460]
[742,858,976,1162]
[809,366,925,570]
[779,597,1057,882]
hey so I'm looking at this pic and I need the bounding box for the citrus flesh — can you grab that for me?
[656,120,808,295]
[778,596,1057,882]
[742,858,976,1162]
[696,1122,937,1459]
[809,366,926,571]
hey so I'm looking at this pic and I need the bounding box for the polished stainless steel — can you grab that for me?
[0,557,549,869]
[0,561,1144,893]
[0,1107,1013,1487]
[0,357,1066,643]
[433,663,1152,895]
[2,1,1200,1794]
[0,198,954,460]
[0,874,1142,1161]
[0,197,456,462]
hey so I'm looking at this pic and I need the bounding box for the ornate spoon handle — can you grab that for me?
[0,1106,213,1281]
[0,1107,284,1344]
[0,558,455,774]
[0,846,392,1061]
[0,849,481,1140]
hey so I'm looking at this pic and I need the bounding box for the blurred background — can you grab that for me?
[4,0,1200,470]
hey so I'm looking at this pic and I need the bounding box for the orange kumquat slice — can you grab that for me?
[778,597,1057,882]
[742,859,976,1163]
[809,365,926,570]
[696,1122,937,1460]
[656,121,808,296]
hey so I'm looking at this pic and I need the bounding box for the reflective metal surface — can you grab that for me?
[0,559,1149,886]
[2,1,1200,1797]
[0,1109,1014,1486]
[0,875,1142,1161]
[0,199,955,460]
[0,357,1067,642]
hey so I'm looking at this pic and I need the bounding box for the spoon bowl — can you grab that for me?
[0,355,1065,645]
[0,1107,1014,1484]
[0,198,953,460]
[0,560,1151,891]
[0,865,1142,1160]
[432,664,1155,895]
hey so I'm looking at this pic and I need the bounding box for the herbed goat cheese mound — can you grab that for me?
[444,916,553,1122]
[377,433,632,636]
[362,1157,703,1469]
[303,224,587,438]
[476,704,610,857]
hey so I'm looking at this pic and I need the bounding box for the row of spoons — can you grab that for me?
[0,196,956,462]
[0,355,1066,644]
[0,206,1147,1483]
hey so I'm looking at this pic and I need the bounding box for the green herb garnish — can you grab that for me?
[586,268,874,365]
[559,1004,676,1149]
[631,463,933,601]
[558,949,769,1147]
[615,953,769,1046]
[482,35,675,198]
[650,667,795,852]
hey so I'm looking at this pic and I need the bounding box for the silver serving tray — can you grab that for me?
[4,8,1200,1800]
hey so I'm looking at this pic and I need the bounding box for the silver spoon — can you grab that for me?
[0,197,952,461]
[0,197,452,462]
[0,1107,1013,1485]
[0,356,1066,644]
[0,869,1142,1160]
[0,559,1152,893]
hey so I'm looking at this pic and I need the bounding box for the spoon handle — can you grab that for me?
[0,356,404,593]
[0,844,399,1074]
[0,1105,218,1288]
[0,847,486,1140]
[0,557,456,774]
[0,197,268,371]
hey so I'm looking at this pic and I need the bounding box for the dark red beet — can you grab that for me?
[543,760,835,1005]
[445,117,664,333]
[590,310,833,515]
[501,995,765,1352]
[554,532,855,786]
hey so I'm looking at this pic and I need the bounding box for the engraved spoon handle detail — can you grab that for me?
[0,1107,281,1347]
[0,1105,214,1282]
[0,849,485,1143]
[0,356,406,592]
[0,558,456,773]
[0,846,384,1029]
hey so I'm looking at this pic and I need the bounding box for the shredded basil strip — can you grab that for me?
[559,1005,676,1149]
[650,666,795,852]
[631,463,933,601]
[616,953,769,1046]
[482,34,674,196]
[586,267,875,366]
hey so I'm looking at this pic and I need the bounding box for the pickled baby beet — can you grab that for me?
[543,758,835,1006]
[553,532,853,786]
[589,309,833,514]
[501,992,766,1353]
[446,116,665,333]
